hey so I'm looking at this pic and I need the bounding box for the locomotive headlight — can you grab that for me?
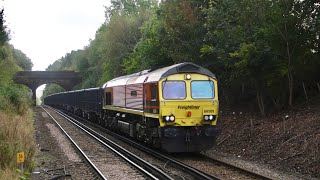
[163,115,175,122]
[204,115,216,121]
[185,74,191,80]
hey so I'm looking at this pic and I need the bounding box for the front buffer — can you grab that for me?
[160,125,219,152]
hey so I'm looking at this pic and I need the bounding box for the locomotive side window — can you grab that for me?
[191,81,214,99]
[131,91,137,96]
[162,81,186,99]
[151,84,158,100]
[105,92,112,105]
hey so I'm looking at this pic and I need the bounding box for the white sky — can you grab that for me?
[1,0,109,71]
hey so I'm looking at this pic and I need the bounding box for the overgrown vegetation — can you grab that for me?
[0,9,35,179]
[0,111,35,179]
[43,0,320,116]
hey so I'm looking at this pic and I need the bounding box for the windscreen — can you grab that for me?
[191,81,214,99]
[162,81,186,99]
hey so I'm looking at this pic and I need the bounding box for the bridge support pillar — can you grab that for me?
[31,88,36,106]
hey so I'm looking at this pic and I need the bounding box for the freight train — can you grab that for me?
[44,62,219,152]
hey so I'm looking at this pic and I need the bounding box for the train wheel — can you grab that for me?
[103,115,108,127]
[152,138,161,148]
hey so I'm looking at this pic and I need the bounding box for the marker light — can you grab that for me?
[209,115,213,120]
[186,74,191,80]
[170,116,175,121]
[204,115,209,120]
[166,116,170,121]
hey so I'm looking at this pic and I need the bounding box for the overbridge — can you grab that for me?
[14,71,82,104]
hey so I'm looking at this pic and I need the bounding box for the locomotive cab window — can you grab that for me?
[162,81,186,99]
[191,81,214,99]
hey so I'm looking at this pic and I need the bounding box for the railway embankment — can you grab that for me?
[212,99,320,179]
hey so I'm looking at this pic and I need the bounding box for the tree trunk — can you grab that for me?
[256,91,265,117]
[302,81,308,102]
[285,21,294,107]
[317,82,320,93]
[272,97,281,110]
[221,87,230,105]
[241,83,245,96]
[288,71,293,106]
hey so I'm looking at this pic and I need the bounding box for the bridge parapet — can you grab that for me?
[14,71,82,105]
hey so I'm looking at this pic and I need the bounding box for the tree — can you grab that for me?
[0,9,8,47]
[99,0,157,83]
[12,47,33,70]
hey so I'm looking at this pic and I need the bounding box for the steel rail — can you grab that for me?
[45,106,174,180]
[198,153,273,180]
[40,106,107,180]
[52,107,221,180]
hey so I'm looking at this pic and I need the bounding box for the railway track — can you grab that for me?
[47,106,276,180]
[41,106,173,180]
[46,106,220,179]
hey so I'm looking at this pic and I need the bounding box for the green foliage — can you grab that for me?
[0,14,35,179]
[0,45,32,114]
[106,0,158,20]
[16,169,31,180]
[42,0,320,115]
[159,0,207,63]
[123,14,168,73]
[12,47,33,71]
[0,110,35,179]
[42,84,65,100]
[201,0,320,112]
[99,10,154,83]
[0,9,9,47]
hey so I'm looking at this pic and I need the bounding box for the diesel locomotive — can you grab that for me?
[44,62,219,152]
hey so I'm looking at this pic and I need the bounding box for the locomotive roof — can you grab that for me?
[103,62,216,87]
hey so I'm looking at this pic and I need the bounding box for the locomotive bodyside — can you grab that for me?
[44,62,219,152]
[101,62,219,152]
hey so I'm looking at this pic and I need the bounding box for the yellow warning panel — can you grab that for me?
[17,152,25,163]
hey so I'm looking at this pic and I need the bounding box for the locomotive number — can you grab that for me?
[204,109,214,113]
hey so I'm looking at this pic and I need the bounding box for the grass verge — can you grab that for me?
[0,109,36,179]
